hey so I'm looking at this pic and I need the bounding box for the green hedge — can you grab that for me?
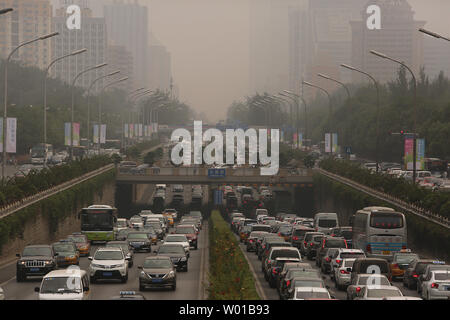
[314,173,450,261]
[0,155,112,207]
[320,158,450,219]
[124,139,161,160]
[208,210,260,300]
[0,169,116,255]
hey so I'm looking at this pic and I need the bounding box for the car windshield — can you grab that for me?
[158,245,185,254]
[166,236,187,242]
[435,273,450,280]
[341,252,365,259]
[359,262,389,273]
[295,291,329,299]
[293,280,323,288]
[252,226,271,232]
[127,233,148,240]
[312,236,324,242]
[68,236,86,243]
[40,277,82,294]
[94,250,123,260]
[23,247,51,257]
[325,239,346,248]
[289,270,318,278]
[318,219,337,228]
[358,276,390,285]
[116,221,127,227]
[367,289,401,298]
[176,226,195,234]
[370,212,403,229]
[53,244,75,253]
[340,231,352,239]
[144,259,173,268]
[271,249,299,259]
[394,254,418,264]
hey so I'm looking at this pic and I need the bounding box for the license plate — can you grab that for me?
[383,251,390,255]
[103,272,112,276]
[30,268,40,272]
[152,279,163,283]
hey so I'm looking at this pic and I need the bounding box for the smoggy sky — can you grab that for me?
[143,0,450,122]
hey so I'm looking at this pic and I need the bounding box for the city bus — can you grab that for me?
[30,143,53,165]
[351,206,407,261]
[79,205,117,242]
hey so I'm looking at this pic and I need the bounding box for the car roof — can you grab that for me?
[365,285,400,290]
[97,247,122,251]
[25,245,51,248]
[44,269,86,278]
[145,256,171,260]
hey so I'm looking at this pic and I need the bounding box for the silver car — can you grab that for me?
[334,258,355,290]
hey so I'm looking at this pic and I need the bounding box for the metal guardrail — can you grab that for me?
[0,164,115,220]
[316,168,450,229]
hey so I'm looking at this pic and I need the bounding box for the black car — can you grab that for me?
[403,259,444,290]
[138,256,176,291]
[126,232,152,252]
[16,245,57,281]
[315,236,348,267]
[156,244,188,272]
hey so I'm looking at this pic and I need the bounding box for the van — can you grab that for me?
[35,269,91,300]
[351,258,392,282]
[314,213,339,235]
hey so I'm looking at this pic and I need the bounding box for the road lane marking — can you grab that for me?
[0,276,16,287]
[239,242,267,300]
[197,221,207,300]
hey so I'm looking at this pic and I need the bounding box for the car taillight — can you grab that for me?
[249,239,253,243]
[340,270,349,274]
[304,241,307,246]
[292,236,298,241]
[278,233,281,236]
[325,257,331,262]
[272,268,278,275]
[336,259,342,265]
[431,283,439,289]
[366,244,372,253]
[331,234,335,237]
[402,245,407,250]
[310,243,314,246]
[413,274,419,278]
[286,280,291,287]
[344,239,348,248]
[356,287,361,292]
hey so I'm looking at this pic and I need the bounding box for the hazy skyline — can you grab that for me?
[144,0,450,122]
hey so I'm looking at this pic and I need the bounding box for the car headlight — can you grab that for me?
[91,263,102,268]
[164,271,175,278]
[45,260,53,265]
[18,261,26,265]
[140,271,150,278]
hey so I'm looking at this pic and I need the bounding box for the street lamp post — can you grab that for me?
[98,77,129,153]
[279,92,300,144]
[340,64,380,171]
[317,73,352,153]
[44,48,87,166]
[275,94,294,144]
[370,50,418,184]
[86,70,120,156]
[70,62,107,161]
[283,90,308,149]
[3,31,59,180]
[303,81,333,155]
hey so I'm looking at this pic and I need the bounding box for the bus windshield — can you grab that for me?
[370,212,403,229]
[81,212,114,231]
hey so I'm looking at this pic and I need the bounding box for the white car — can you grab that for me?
[35,269,91,300]
[421,270,450,300]
[330,249,366,280]
[334,258,356,290]
[291,287,333,300]
[0,287,4,300]
[354,285,403,300]
[89,247,129,283]
[163,234,190,257]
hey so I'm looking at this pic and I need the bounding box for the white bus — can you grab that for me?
[352,207,407,260]
[30,143,53,165]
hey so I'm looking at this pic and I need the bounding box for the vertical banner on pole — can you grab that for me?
[6,118,16,153]
[72,123,80,146]
[130,124,134,138]
[138,124,143,137]
[100,124,106,144]
[325,133,331,153]
[64,122,71,146]
[134,124,139,137]
[332,133,338,153]
[417,138,425,170]
[93,125,99,144]
[404,137,414,170]
[293,133,297,147]
[124,124,129,138]
[298,133,303,149]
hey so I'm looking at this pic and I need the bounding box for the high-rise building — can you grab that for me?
[249,0,302,95]
[423,36,450,80]
[148,34,172,92]
[51,6,107,90]
[107,44,134,92]
[0,0,53,70]
[103,1,149,88]
[350,0,425,84]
